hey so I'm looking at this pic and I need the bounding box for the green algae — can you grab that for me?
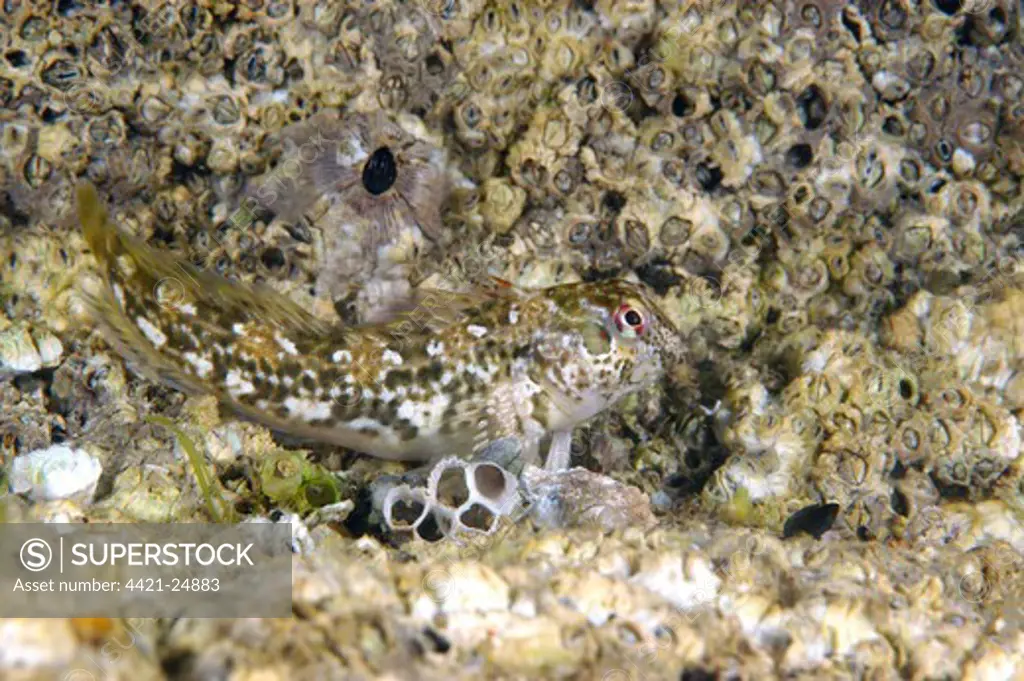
[146,415,235,522]
[259,449,340,513]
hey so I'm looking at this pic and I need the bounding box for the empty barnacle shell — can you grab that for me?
[416,506,456,542]
[365,456,524,540]
[381,484,431,531]
[466,461,521,515]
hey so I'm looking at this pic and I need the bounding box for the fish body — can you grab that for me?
[78,182,685,466]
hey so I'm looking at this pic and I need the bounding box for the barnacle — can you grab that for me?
[480,177,527,233]
[963,0,1018,46]
[379,455,522,540]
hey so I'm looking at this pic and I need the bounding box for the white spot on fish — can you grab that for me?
[509,308,519,324]
[467,324,488,338]
[333,350,353,363]
[283,396,332,421]
[426,340,445,357]
[397,392,450,428]
[382,349,404,366]
[179,303,198,316]
[275,333,299,356]
[465,363,494,381]
[225,370,255,396]
[184,352,213,378]
[136,317,167,348]
[232,323,245,335]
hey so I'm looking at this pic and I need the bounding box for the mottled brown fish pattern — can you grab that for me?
[77,182,686,469]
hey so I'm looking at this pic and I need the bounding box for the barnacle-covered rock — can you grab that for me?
[0,322,62,376]
[882,287,1024,409]
[4,0,1024,676]
[902,46,1002,171]
[705,323,1022,535]
[506,105,584,200]
[808,433,889,510]
[91,464,188,522]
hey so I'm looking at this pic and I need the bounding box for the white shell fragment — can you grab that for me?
[0,324,63,376]
[521,466,657,532]
[10,445,103,502]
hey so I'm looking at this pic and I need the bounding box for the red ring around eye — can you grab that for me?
[614,304,646,335]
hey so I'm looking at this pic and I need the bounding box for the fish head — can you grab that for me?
[542,279,686,411]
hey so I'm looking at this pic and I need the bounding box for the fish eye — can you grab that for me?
[614,304,647,338]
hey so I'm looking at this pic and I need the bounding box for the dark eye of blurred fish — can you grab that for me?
[363,146,397,195]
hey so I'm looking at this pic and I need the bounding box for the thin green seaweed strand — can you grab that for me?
[146,416,234,522]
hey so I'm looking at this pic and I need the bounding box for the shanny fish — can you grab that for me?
[77,181,686,470]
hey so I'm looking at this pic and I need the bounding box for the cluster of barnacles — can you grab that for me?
[373,438,528,542]
[380,457,524,541]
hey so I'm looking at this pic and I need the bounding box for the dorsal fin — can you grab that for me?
[77,181,331,338]
[77,181,338,397]
[355,274,531,333]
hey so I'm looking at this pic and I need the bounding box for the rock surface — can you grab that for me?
[1,0,1024,678]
